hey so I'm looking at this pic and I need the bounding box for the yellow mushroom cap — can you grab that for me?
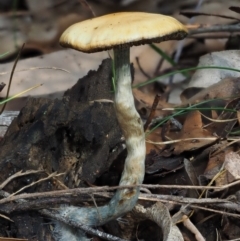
[59,12,188,53]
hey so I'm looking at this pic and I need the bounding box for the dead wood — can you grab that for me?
[0,58,123,240]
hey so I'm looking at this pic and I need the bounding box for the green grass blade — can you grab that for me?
[0,52,10,58]
[150,44,190,78]
[0,84,42,105]
[146,97,237,135]
[134,66,240,88]
[150,44,177,66]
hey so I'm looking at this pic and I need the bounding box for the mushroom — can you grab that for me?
[57,11,187,239]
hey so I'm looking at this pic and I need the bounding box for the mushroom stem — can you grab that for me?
[55,47,146,232]
[113,46,146,188]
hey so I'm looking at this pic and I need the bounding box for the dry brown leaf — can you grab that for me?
[182,0,240,51]
[182,1,240,25]
[224,152,240,183]
[0,49,108,102]
[0,1,88,58]
[204,152,225,177]
[146,128,163,155]
[203,97,240,138]
[171,110,216,154]
[200,151,225,188]
[201,149,238,188]
[181,77,240,107]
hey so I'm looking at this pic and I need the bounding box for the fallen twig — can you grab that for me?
[0,170,43,189]
[188,23,240,35]
[1,180,240,206]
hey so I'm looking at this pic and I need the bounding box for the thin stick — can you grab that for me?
[135,57,151,79]
[189,23,240,35]
[1,180,240,206]
[144,94,162,131]
[181,11,240,21]
[78,0,95,17]
[0,66,70,76]
[0,170,43,189]
[0,43,25,115]
[8,172,64,198]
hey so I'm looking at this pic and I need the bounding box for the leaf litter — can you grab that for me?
[1,0,240,241]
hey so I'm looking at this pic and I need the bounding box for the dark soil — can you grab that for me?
[0,59,124,240]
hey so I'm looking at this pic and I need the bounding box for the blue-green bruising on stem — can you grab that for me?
[55,46,146,241]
